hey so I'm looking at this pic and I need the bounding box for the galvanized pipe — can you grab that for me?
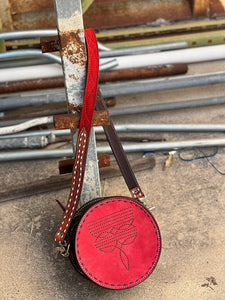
[0,136,50,149]
[101,71,225,98]
[0,49,117,71]
[0,29,111,52]
[0,94,225,133]
[0,138,225,161]
[0,29,58,40]
[1,73,225,111]
[0,49,62,64]
[108,96,225,116]
[0,58,53,69]
[2,123,225,140]
[99,41,189,58]
[98,139,225,153]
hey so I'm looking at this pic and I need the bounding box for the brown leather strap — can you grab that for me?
[54,29,99,244]
[95,90,145,200]
[54,127,89,243]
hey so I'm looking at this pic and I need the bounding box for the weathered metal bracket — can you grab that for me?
[53,110,110,130]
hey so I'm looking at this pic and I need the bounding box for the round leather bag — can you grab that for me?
[69,196,161,289]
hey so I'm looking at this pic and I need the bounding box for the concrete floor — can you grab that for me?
[1,61,225,299]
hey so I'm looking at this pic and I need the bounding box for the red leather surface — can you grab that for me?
[79,28,99,134]
[75,197,161,289]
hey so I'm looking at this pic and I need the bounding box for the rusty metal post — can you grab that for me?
[54,0,101,205]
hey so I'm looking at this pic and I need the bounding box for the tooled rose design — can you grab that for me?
[87,208,137,270]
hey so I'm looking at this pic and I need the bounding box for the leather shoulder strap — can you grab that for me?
[54,28,99,244]
[95,90,145,200]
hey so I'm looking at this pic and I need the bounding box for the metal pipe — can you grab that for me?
[0,129,70,139]
[1,73,225,111]
[0,138,225,161]
[0,29,58,40]
[0,49,62,64]
[0,49,117,71]
[108,96,225,116]
[1,123,225,140]
[0,92,225,131]
[98,59,118,71]
[99,41,189,58]
[0,30,187,54]
[2,45,225,83]
[0,116,53,135]
[100,44,225,70]
[97,42,111,52]
[98,139,225,153]
[107,124,225,132]
[0,92,65,111]
[101,71,225,98]
[0,136,50,149]
[0,64,187,94]
[0,29,112,52]
[99,64,188,83]
[0,58,53,69]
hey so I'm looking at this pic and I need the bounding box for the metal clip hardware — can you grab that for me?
[138,196,155,211]
[55,242,70,257]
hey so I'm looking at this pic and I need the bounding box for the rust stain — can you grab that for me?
[68,103,83,114]
[99,64,188,82]
[97,153,111,168]
[40,36,59,53]
[59,30,86,65]
[69,74,78,80]
[0,78,65,94]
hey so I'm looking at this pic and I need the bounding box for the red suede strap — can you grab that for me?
[54,28,99,244]
[79,29,99,133]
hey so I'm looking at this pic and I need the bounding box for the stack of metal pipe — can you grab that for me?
[1,20,225,161]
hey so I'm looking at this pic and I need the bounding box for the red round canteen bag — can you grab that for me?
[69,197,161,289]
[54,29,161,290]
